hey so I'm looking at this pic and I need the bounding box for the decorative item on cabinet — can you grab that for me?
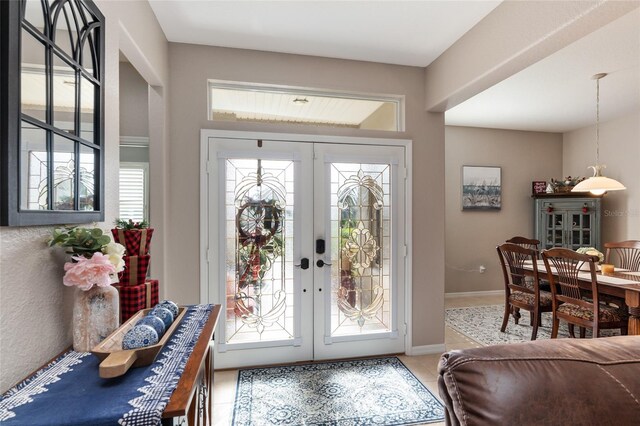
[532,194,602,251]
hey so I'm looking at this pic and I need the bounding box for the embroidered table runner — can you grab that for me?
[0,304,214,426]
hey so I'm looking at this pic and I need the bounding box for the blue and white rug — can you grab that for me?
[445,304,618,346]
[232,357,445,425]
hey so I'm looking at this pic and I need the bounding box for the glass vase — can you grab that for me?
[72,285,120,352]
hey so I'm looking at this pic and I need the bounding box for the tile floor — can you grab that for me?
[212,294,502,425]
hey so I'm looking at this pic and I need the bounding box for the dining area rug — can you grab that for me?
[231,357,445,425]
[446,305,619,346]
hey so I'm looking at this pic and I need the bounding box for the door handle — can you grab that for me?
[316,259,332,268]
[295,258,310,270]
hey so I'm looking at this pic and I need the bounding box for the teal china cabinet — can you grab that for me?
[533,194,602,251]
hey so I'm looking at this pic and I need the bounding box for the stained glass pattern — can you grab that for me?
[330,163,391,335]
[225,159,295,344]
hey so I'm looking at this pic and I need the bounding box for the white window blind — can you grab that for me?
[119,164,148,222]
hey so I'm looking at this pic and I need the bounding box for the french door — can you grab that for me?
[204,136,407,368]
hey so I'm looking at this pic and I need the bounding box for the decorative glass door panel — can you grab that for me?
[330,163,391,337]
[314,144,406,360]
[224,158,295,344]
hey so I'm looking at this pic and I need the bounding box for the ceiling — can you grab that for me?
[446,7,640,133]
[149,0,501,67]
[148,1,639,133]
[210,87,389,127]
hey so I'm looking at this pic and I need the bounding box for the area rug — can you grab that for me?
[231,357,445,426]
[445,304,618,346]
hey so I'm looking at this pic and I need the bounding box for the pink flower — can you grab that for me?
[63,252,117,291]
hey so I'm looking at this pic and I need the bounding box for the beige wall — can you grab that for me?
[119,61,149,138]
[445,126,563,293]
[0,0,168,393]
[167,43,445,348]
[563,110,640,243]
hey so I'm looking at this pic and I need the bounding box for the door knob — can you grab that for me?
[316,259,332,268]
[295,258,310,270]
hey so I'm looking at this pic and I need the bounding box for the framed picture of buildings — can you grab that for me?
[462,166,501,210]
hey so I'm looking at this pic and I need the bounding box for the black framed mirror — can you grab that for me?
[1,0,105,226]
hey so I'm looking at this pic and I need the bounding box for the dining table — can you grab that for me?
[522,260,640,335]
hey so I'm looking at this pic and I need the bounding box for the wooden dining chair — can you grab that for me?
[541,248,628,338]
[604,240,640,271]
[497,243,552,340]
[505,236,540,252]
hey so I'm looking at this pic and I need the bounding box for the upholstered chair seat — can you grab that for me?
[557,303,629,323]
[509,290,553,307]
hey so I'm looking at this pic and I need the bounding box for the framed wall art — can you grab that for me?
[462,166,501,210]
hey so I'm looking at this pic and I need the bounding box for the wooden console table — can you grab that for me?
[163,304,221,425]
[0,304,221,426]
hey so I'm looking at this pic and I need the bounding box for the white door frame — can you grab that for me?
[199,129,414,354]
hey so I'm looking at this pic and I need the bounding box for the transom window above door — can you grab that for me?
[208,81,404,131]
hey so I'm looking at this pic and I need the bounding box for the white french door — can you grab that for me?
[203,135,407,368]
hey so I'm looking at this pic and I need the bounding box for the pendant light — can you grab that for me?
[572,73,626,195]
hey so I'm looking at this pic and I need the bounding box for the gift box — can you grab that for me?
[115,280,159,322]
[112,228,154,256]
[118,255,150,286]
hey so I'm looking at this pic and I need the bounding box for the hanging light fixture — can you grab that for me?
[572,73,626,195]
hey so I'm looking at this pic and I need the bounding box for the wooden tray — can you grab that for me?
[92,307,187,378]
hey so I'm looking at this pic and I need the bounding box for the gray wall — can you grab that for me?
[119,61,149,137]
[563,110,640,243]
[445,126,563,293]
[167,43,446,348]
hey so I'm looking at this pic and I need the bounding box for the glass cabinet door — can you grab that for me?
[544,211,566,249]
[568,212,594,249]
[535,198,601,253]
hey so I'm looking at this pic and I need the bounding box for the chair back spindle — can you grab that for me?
[604,240,640,271]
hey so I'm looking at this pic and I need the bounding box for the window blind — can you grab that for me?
[119,166,147,222]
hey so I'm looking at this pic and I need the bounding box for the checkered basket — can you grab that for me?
[118,255,150,286]
[114,280,159,322]
[111,228,154,256]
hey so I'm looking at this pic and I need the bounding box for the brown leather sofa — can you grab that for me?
[437,336,640,425]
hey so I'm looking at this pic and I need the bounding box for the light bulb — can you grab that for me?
[590,189,606,196]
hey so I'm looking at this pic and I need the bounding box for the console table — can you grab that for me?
[163,304,221,425]
[0,304,221,426]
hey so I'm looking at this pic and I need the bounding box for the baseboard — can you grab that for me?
[407,343,446,356]
[445,290,503,298]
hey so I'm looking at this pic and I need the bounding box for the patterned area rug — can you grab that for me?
[232,357,445,426]
[445,304,618,346]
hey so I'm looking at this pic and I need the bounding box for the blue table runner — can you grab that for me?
[0,304,214,426]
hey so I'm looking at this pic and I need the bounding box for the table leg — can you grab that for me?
[625,291,640,335]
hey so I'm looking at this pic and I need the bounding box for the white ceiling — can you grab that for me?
[445,8,640,133]
[148,1,639,133]
[149,0,501,67]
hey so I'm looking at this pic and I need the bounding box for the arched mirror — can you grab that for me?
[1,0,104,225]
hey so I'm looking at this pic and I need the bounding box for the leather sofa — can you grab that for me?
[437,336,640,425]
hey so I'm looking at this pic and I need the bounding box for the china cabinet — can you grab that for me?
[533,194,602,251]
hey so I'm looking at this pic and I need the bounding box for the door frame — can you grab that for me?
[199,129,414,354]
